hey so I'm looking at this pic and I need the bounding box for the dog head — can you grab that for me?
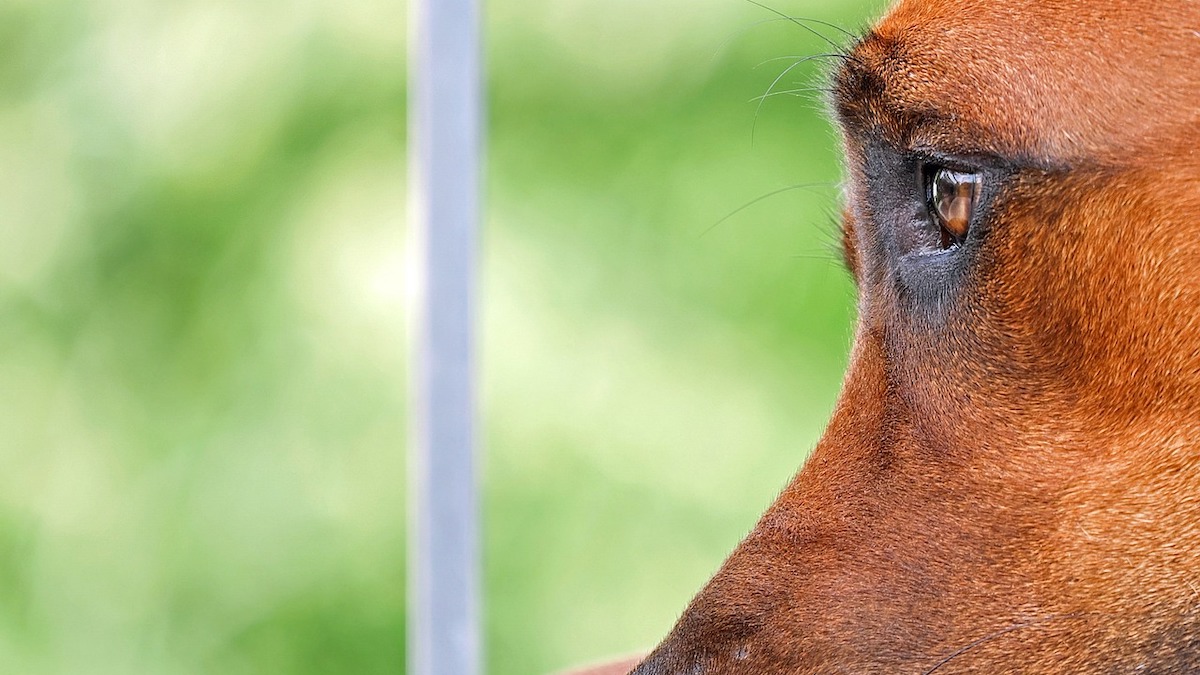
[632,0,1200,672]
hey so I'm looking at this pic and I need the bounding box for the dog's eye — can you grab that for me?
[926,167,981,248]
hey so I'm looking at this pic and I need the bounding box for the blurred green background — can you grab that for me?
[0,0,878,672]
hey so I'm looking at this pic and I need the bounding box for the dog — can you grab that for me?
[572,0,1200,672]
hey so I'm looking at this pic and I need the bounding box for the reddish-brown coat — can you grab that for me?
[577,0,1200,672]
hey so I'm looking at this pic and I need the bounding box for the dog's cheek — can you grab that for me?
[839,207,861,284]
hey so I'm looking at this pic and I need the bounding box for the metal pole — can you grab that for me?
[408,0,482,669]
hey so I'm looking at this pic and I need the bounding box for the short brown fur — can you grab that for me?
[578,0,1200,672]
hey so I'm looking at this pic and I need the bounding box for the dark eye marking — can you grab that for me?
[893,163,985,257]
[859,141,1018,312]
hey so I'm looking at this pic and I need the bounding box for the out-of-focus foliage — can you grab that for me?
[0,0,406,672]
[485,0,877,671]
[0,0,876,672]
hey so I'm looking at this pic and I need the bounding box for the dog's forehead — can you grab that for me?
[836,0,1200,163]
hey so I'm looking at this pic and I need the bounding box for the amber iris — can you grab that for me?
[930,168,981,244]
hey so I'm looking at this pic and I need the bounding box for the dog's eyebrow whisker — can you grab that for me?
[752,55,834,144]
[750,86,830,102]
[754,54,853,68]
[712,17,829,65]
[700,182,836,238]
[769,12,859,40]
[743,0,861,58]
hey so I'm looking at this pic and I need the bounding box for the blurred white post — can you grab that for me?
[408,0,482,669]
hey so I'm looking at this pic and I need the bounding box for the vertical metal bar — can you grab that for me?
[408,0,482,669]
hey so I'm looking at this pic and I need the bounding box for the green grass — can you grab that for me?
[0,0,880,671]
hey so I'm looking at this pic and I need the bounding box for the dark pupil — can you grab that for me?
[931,168,980,245]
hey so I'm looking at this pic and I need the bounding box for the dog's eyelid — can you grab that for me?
[908,144,1043,177]
[910,147,1002,172]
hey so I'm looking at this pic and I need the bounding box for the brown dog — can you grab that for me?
[577,0,1200,672]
